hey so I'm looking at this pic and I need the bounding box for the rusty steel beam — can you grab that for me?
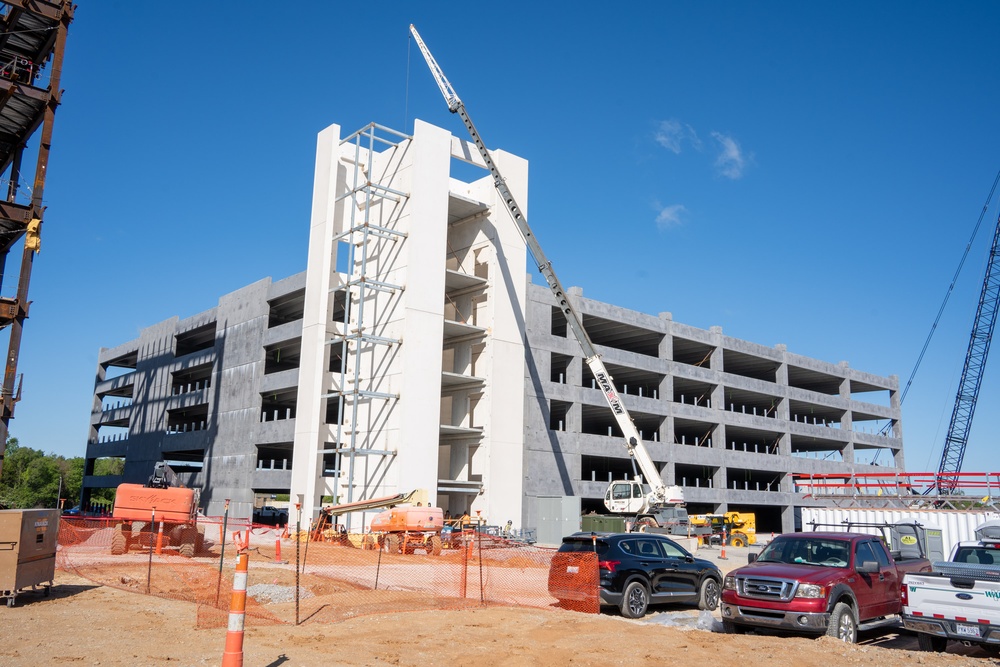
[0,9,23,52]
[0,0,71,480]
[1,1,67,23]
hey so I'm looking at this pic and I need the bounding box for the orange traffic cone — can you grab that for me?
[274,534,286,564]
[221,552,249,667]
[719,529,728,560]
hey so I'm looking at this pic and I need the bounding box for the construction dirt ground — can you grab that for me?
[1,546,997,666]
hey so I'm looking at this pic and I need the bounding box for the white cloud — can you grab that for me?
[711,131,746,179]
[654,119,700,153]
[654,203,686,229]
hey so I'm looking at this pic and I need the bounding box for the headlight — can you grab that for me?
[723,575,736,590]
[794,583,826,599]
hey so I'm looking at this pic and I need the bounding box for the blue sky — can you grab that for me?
[9,2,1000,477]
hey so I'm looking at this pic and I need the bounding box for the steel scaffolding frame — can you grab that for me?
[322,123,410,526]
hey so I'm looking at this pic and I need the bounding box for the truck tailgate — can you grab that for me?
[906,566,1000,628]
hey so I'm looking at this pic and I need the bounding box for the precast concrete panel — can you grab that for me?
[291,123,341,523]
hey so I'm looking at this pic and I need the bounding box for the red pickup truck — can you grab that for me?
[721,531,931,642]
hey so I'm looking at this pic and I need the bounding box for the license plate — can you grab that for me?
[566,565,579,574]
[956,623,982,638]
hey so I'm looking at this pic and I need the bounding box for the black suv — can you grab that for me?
[548,532,722,618]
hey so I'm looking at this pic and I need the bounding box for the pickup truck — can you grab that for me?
[721,531,931,642]
[252,505,288,526]
[901,522,1000,656]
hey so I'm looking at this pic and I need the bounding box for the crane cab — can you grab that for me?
[605,480,645,514]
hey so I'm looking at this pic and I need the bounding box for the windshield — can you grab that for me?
[755,537,850,568]
[954,546,998,565]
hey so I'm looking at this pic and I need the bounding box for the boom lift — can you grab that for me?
[110,462,203,557]
[409,26,687,532]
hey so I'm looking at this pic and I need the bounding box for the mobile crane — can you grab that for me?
[409,25,688,533]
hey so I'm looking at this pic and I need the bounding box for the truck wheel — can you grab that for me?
[619,580,649,618]
[426,535,443,556]
[697,577,721,611]
[826,602,858,643]
[111,524,127,555]
[362,534,376,550]
[916,634,947,652]
[722,619,748,634]
[980,644,1000,658]
[730,534,747,548]
[384,534,400,554]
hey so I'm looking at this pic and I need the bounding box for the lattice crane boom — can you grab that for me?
[938,211,1000,492]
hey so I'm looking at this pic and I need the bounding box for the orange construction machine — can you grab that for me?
[110,462,203,557]
[368,505,444,555]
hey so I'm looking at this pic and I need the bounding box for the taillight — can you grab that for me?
[900,582,908,606]
[599,559,620,573]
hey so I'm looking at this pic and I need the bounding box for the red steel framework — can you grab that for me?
[793,471,1000,510]
[0,1,73,479]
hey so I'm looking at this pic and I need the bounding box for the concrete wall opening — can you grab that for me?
[174,323,216,357]
[267,288,305,327]
[171,362,212,395]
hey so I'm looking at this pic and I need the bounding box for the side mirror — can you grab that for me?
[747,552,758,564]
[856,559,879,574]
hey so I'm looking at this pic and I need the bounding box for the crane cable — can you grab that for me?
[898,168,1000,407]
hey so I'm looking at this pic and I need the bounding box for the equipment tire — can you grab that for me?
[730,534,747,548]
[179,527,197,558]
[635,517,657,532]
[916,633,948,652]
[826,602,858,643]
[427,535,443,556]
[111,524,127,555]
[384,534,400,554]
[697,577,721,611]
[619,580,649,618]
[194,529,205,555]
[980,643,1000,657]
[722,619,748,634]
[362,534,376,550]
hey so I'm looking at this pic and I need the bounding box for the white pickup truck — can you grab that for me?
[901,522,1000,656]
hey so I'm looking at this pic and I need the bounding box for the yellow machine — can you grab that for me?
[689,512,757,547]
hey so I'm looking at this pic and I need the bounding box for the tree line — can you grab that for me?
[0,437,120,510]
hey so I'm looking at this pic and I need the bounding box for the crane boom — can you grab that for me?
[937,211,1000,492]
[409,25,675,507]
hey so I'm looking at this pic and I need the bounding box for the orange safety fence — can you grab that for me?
[56,518,599,627]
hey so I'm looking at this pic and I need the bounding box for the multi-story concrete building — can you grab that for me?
[83,119,903,535]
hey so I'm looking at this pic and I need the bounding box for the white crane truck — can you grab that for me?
[410,26,689,535]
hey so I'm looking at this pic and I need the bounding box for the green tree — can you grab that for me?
[90,457,124,505]
[0,437,88,509]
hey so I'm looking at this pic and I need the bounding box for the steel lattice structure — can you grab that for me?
[938,213,1000,493]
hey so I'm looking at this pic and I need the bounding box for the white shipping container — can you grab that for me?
[800,507,1000,560]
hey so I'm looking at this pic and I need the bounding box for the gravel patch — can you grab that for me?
[246,584,314,604]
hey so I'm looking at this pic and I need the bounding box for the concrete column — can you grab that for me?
[710,326,724,371]
[713,422,726,451]
[567,401,582,434]
[658,313,673,360]
[781,503,795,533]
[290,123,341,525]
[710,383,724,414]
